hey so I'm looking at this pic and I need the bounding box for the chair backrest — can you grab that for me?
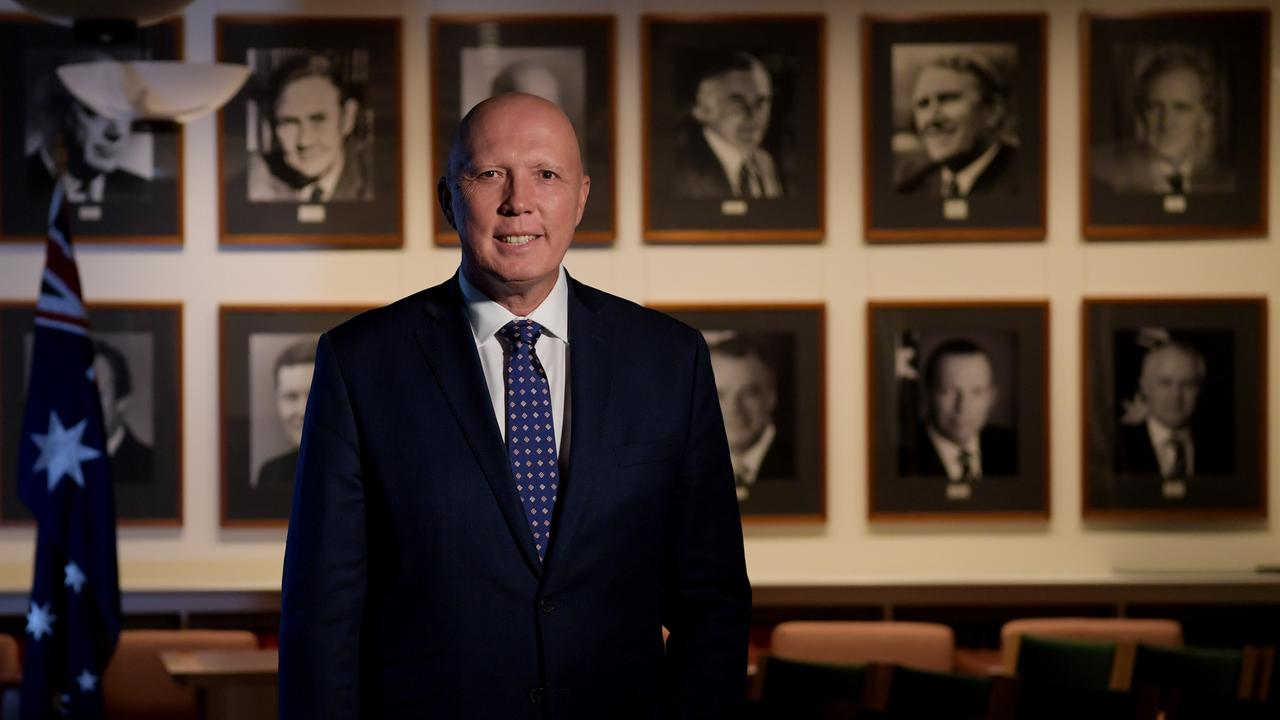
[771,621,955,673]
[1001,617,1183,673]
[1130,643,1248,699]
[1014,635,1122,691]
[883,666,994,719]
[758,656,866,719]
[103,629,258,720]
[0,633,19,686]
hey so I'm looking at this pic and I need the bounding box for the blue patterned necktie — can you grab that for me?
[499,319,558,560]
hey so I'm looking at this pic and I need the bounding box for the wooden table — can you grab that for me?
[161,648,278,720]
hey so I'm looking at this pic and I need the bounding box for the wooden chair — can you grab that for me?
[1000,617,1183,676]
[103,629,258,720]
[771,621,955,673]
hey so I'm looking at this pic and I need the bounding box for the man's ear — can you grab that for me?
[340,98,359,138]
[574,175,591,227]
[437,176,457,229]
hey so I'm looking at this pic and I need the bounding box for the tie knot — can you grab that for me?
[500,318,543,348]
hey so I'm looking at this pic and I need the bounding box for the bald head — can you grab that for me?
[437,92,591,317]
[447,93,582,182]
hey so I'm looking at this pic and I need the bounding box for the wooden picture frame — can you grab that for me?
[219,305,368,527]
[0,15,184,244]
[1081,10,1270,239]
[861,14,1046,243]
[1082,297,1267,519]
[651,303,825,522]
[216,16,403,248]
[642,15,825,244]
[868,301,1049,521]
[429,14,616,245]
[1,302,184,525]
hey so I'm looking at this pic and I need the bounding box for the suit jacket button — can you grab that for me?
[539,598,556,613]
[529,687,545,703]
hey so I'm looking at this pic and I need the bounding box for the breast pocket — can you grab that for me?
[617,436,682,468]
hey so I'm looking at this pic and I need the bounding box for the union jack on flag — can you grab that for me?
[17,183,121,720]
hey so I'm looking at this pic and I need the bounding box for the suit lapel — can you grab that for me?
[415,278,543,578]
[545,277,613,568]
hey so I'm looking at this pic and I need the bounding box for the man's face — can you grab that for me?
[275,362,314,448]
[273,75,356,181]
[928,353,997,446]
[1141,67,1211,165]
[1140,346,1202,430]
[443,95,589,300]
[70,101,130,175]
[691,66,773,154]
[710,352,777,453]
[93,354,125,440]
[911,66,997,167]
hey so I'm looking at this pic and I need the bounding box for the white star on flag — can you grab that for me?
[75,669,97,692]
[64,561,87,594]
[31,410,101,492]
[26,601,55,641]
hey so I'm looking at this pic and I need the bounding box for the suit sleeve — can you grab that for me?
[662,332,752,718]
[279,332,366,719]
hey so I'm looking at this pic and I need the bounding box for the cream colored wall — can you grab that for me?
[0,0,1276,591]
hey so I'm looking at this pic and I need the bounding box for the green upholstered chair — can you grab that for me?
[757,656,866,720]
[880,666,993,719]
[1014,634,1123,690]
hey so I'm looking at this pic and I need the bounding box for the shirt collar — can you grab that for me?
[1146,416,1189,446]
[458,265,570,345]
[925,423,981,467]
[941,141,1002,197]
[732,423,776,483]
[299,151,346,202]
[701,126,749,194]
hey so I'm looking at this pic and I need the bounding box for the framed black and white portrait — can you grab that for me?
[220,305,367,526]
[1083,298,1267,519]
[868,302,1048,520]
[430,15,615,245]
[653,304,824,522]
[643,16,824,243]
[1083,10,1269,239]
[0,16,183,244]
[217,17,402,247]
[1,303,183,525]
[862,15,1045,243]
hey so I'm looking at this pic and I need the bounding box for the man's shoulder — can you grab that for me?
[327,278,456,347]
[570,278,703,346]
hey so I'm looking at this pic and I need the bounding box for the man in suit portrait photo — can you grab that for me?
[707,334,794,502]
[899,338,1017,482]
[279,92,750,718]
[673,49,784,200]
[1090,48,1233,195]
[247,52,374,203]
[1114,337,1229,483]
[893,49,1019,199]
[26,58,149,206]
[92,338,153,486]
[254,338,315,493]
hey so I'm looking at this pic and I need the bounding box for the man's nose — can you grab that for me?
[499,172,533,215]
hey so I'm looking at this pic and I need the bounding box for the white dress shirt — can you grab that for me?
[731,423,776,500]
[1146,416,1194,479]
[458,266,570,457]
[940,141,1002,198]
[926,424,983,481]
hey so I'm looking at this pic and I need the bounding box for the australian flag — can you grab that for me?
[17,183,121,719]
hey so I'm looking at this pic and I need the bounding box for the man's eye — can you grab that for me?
[477,170,500,179]
[540,170,558,180]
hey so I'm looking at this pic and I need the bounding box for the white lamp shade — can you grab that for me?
[57,61,250,124]
[13,0,192,25]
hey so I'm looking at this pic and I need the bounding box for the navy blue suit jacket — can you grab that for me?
[279,274,750,719]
